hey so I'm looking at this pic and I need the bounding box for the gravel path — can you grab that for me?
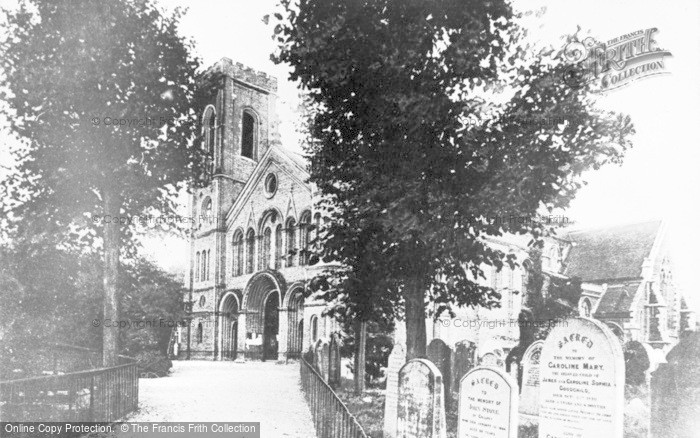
[125,360,317,438]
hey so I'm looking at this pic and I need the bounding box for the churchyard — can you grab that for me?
[306,316,700,438]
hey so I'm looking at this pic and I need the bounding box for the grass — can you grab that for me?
[335,378,385,438]
[337,383,649,438]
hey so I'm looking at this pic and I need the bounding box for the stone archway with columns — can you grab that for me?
[283,283,306,360]
[239,270,295,361]
[217,291,240,361]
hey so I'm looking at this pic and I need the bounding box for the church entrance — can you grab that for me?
[285,287,305,359]
[219,293,238,360]
[242,272,285,361]
[263,292,279,361]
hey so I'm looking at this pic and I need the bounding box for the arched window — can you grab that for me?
[197,322,203,343]
[493,266,500,290]
[195,251,200,281]
[242,111,256,159]
[285,218,296,267]
[246,229,256,274]
[275,225,283,270]
[507,290,515,315]
[299,211,311,266]
[206,250,211,281]
[507,266,514,289]
[262,228,272,270]
[202,106,216,153]
[310,315,319,342]
[201,249,207,281]
[201,197,213,227]
[232,231,243,276]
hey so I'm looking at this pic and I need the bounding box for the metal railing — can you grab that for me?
[299,357,368,438]
[0,351,139,422]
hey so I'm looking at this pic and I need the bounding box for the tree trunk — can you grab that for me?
[102,189,120,367]
[404,278,427,360]
[354,319,367,395]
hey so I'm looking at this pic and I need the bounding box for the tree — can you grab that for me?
[0,239,184,378]
[309,219,399,392]
[0,0,204,365]
[273,0,634,360]
[119,258,186,357]
[506,246,581,383]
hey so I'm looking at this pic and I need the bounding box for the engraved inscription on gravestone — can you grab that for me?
[520,340,544,416]
[539,317,624,438]
[458,366,518,438]
[397,359,447,438]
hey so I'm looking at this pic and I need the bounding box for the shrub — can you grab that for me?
[134,349,173,378]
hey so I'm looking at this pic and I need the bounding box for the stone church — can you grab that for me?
[174,59,335,361]
[173,59,695,364]
[430,220,696,366]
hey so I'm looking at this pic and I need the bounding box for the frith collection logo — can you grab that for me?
[562,27,672,92]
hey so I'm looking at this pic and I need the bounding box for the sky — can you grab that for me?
[1,0,698,310]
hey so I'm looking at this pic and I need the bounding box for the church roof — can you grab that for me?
[224,145,311,227]
[282,149,310,172]
[562,220,662,282]
[594,281,642,317]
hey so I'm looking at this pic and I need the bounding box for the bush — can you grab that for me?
[1,243,184,377]
[134,349,172,378]
[343,331,394,387]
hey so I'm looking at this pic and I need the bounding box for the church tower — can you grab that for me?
[186,59,278,359]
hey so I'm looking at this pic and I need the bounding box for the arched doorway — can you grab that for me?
[263,292,279,361]
[286,287,305,359]
[219,293,238,360]
[242,271,286,360]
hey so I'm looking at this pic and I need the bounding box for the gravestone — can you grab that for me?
[624,341,651,386]
[383,343,406,438]
[651,332,700,438]
[451,340,477,397]
[539,317,624,438]
[319,340,330,382]
[479,349,504,368]
[313,340,323,374]
[397,359,446,438]
[427,338,453,400]
[303,345,315,365]
[328,334,341,388]
[623,341,652,438]
[506,361,519,386]
[519,340,544,416]
[458,366,518,438]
